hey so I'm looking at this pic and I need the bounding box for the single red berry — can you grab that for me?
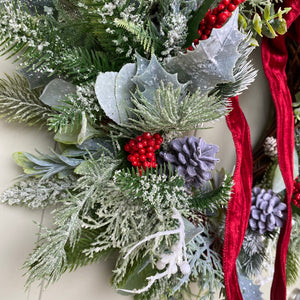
[140,155,146,162]
[204,29,211,36]
[137,161,142,167]
[129,139,136,148]
[218,4,225,11]
[222,0,230,5]
[199,24,206,31]
[223,10,231,17]
[142,132,152,139]
[201,34,208,40]
[127,155,134,162]
[233,0,241,4]
[142,140,148,147]
[153,132,160,139]
[228,3,236,12]
[151,156,156,162]
[197,29,202,36]
[146,146,154,153]
[136,135,142,142]
[152,162,157,168]
[188,46,194,51]
[146,152,154,159]
[296,182,300,190]
[216,12,228,25]
[294,193,300,201]
[214,24,222,29]
[132,160,138,167]
[212,7,219,15]
[154,144,161,150]
[207,15,216,25]
[124,144,130,152]
[134,152,140,157]
[147,139,156,147]
[139,148,146,155]
[137,142,143,149]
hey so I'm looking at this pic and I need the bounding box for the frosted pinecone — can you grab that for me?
[158,136,219,189]
[263,136,277,157]
[249,186,287,234]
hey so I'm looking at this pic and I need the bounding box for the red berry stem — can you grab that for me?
[124,132,163,174]
[187,0,246,51]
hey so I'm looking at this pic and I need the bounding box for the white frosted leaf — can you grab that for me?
[95,63,136,124]
[165,9,245,94]
[40,78,76,107]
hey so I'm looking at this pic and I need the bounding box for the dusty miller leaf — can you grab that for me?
[165,9,245,94]
[95,63,136,124]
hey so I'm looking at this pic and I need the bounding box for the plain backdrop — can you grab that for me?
[0,48,299,300]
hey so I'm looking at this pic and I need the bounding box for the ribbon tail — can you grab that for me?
[223,96,253,299]
[261,1,300,298]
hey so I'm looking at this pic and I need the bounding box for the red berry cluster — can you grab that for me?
[124,132,163,172]
[292,178,300,208]
[187,0,245,51]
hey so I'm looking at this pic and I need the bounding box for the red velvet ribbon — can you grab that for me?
[261,1,300,299]
[223,96,253,299]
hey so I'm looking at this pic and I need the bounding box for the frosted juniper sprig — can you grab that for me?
[1,175,77,208]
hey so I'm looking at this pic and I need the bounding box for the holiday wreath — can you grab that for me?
[0,0,299,299]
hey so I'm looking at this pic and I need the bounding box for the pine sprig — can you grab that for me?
[127,83,229,134]
[0,74,53,126]
[190,174,233,211]
[114,19,155,55]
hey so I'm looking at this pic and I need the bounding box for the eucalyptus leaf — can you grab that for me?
[183,217,203,244]
[95,63,136,125]
[165,9,245,94]
[272,148,299,193]
[40,78,76,107]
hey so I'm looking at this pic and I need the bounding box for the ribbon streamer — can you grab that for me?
[261,1,300,299]
[223,96,253,299]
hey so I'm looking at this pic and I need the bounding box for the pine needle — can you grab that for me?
[0,74,53,126]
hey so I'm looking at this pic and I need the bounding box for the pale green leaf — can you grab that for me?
[39,78,76,107]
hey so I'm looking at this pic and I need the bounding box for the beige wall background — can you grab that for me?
[0,49,299,299]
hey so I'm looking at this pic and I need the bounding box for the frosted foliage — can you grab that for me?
[165,9,245,94]
[161,11,188,58]
[0,1,62,73]
[1,176,76,208]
